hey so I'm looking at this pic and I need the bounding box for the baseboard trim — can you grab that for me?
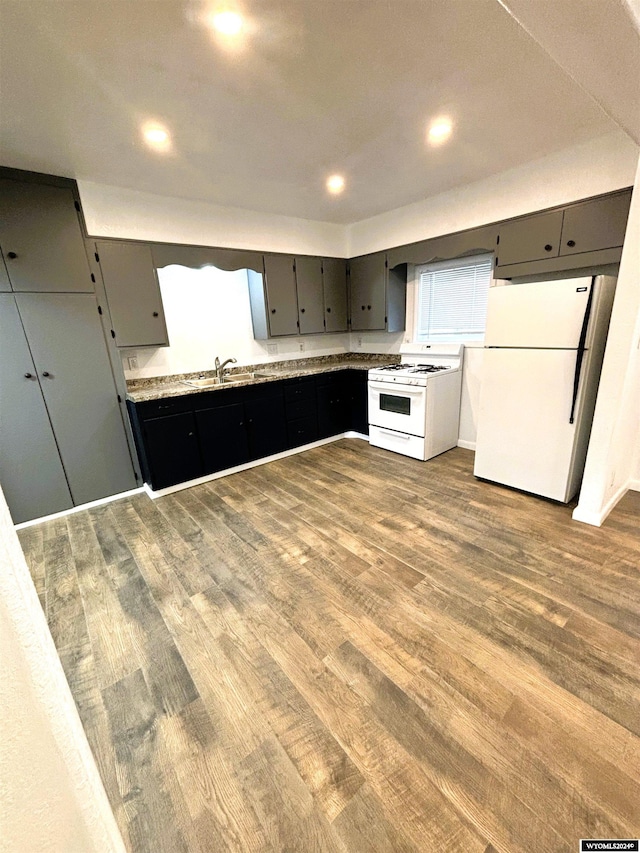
[629,478,640,492]
[572,480,630,527]
[14,486,145,530]
[144,432,369,499]
[457,439,476,451]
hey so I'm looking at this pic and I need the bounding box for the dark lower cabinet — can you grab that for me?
[128,368,369,490]
[284,377,318,448]
[142,412,202,489]
[196,403,249,474]
[317,371,350,439]
[348,369,369,435]
[245,391,288,460]
[287,416,318,447]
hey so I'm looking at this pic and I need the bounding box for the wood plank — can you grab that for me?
[17,439,640,853]
[102,669,190,853]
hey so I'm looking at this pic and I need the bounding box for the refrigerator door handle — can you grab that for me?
[569,283,595,424]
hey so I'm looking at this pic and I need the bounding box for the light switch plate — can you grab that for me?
[127,356,138,370]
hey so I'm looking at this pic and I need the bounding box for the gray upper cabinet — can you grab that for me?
[15,292,137,509]
[349,253,406,332]
[494,189,632,275]
[322,257,348,333]
[247,254,300,339]
[0,294,74,523]
[0,254,10,291]
[96,240,169,347]
[559,191,631,256]
[495,210,564,268]
[349,253,387,331]
[0,179,93,293]
[264,254,299,336]
[295,256,325,335]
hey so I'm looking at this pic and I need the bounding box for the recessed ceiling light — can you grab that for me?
[427,118,453,146]
[142,123,172,152]
[211,10,243,36]
[326,174,345,195]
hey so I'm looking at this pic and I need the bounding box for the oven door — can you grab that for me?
[368,380,427,437]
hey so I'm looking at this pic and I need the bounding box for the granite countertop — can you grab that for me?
[126,353,399,403]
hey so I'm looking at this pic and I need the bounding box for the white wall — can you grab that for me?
[78,180,348,258]
[348,131,639,257]
[122,265,350,379]
[575,153,640,523]
[0,489,125,853]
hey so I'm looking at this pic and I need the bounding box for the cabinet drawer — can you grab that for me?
[286,397,317,421]
[287,416,318,448]
[284,376,315,402]
[135,395,196,420]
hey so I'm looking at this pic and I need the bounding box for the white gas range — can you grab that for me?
[368,344,463,461]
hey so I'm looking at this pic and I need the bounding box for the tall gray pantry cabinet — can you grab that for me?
[0,175,137,524]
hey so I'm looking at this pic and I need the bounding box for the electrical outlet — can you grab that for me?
[127,356,138,370]
[357,336,362,348]
[267,343,278,355]
[299,341,305,352]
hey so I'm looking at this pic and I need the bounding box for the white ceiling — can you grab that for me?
[0,0,626,224]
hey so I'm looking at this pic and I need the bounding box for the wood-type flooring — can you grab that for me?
[19,441,640,852]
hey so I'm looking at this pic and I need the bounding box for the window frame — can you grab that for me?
[410,252,494,345]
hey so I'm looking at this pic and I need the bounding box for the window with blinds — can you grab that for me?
[415,254,493,342]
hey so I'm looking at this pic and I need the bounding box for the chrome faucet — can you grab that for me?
[214,356,237,382]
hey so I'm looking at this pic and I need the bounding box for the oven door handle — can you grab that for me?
[368,381,425,395]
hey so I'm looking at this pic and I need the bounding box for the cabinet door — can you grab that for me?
[245,393,288,460]
[15,293,136,505]
[349,253,386,331]
[0,294,73,523]
[196,403,249,474]
[322,258,348,332]
[0,254,11,291]
[496,210,563,267]
[96,241,169,347]
[317,372,349,438]
[264,254,299,336]
[559,193,631,256]
[348,370,369,435]
[142,413,202,489]
[295,256,325,335]
[0,179,93,292]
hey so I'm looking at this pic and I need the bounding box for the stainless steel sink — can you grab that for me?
[181,377,221,388]
[182,371,262,389]
[223,372,258,383]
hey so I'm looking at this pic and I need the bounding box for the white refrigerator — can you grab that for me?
[473,275,616,503]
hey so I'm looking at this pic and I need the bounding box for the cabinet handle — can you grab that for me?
[153,311,159,317]
[544,244,553,252]
[42,371,50,377]
[271,309,276,314]
[566,240,576,248]
[300,308,305,313]
[326,307,331,313]
[24,372,33,379]
[361,305,365,310]
[367,305,371,310]
[7,251,17,259]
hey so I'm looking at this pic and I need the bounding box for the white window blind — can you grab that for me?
[415,254,492,342]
